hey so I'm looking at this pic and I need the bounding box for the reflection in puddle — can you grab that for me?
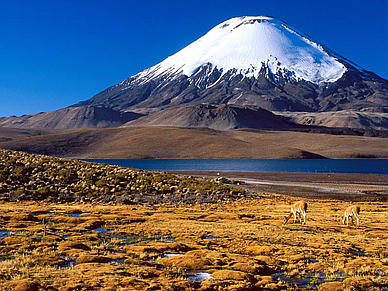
[352,250,366,256]
[273,272,345,288]
[0,232,11,238]
[59,261,77,269]
[58,256,77,269]
[65,212,85,218]
[89,229,143,246]
[163,253,183,257]
[202,235,219,240]
[154,234,175,243]
[109,259,125,264]
[93,227,113,233]
[187,272,213,282]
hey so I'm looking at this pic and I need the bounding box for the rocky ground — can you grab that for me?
[0,149,387,290]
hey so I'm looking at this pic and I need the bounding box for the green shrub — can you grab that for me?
[12,167,28,183]
[0,167,9,182]
[32,187,59,199]
[58,169,78,183]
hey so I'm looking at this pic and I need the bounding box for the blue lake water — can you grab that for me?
[85,159,388,175]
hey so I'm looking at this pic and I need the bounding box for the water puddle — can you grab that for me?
[65,212,90,218]
[87,228,144,246]
[93,227,113,233]
[0,231,19,242]
[58,256,77,269]
[154,234,175,243]
[0,231,11,238]
[273,272,345,289]
[202,235,219,240]
[352,250,366,256]
[163,253,184,257]
[187,271,213,282]
[109,259,125,264]
[0,254,13,262]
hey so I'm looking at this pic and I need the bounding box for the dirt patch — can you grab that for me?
[171,171,388,202]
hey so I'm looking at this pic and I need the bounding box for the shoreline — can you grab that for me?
[168,171,388,202]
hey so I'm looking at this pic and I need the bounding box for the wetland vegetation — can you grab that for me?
[0,149,387,290]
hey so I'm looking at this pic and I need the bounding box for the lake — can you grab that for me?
[85,159,388,175]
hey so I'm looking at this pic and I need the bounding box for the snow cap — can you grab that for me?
[140,16,347,84]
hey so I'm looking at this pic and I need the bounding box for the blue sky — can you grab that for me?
[0,0,387,117]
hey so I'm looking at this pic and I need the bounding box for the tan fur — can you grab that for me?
[342,205,360,226]
[284,200,308,225]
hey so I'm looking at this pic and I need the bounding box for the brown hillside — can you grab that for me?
[0,106,142,129]
[278,110,388,130]
[123,104,294,130]
[1,127,388,159]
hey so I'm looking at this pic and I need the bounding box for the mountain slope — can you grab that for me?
[0,106,143,129]
[123,104,294,130]
[74,16,388,114]
[278,110,388,131]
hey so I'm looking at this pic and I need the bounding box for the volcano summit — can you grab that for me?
[1,16,388,158]
[1,16,388,132]
[75,16,387,114]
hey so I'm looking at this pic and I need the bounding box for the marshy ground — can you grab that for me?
[0,193,387,290]
[0,149,387,290]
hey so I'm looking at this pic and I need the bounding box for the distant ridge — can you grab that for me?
[123,104,294,130]
[278,111,388,131]
[0,106,143,129]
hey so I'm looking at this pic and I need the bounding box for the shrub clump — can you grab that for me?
[0,149,250,204]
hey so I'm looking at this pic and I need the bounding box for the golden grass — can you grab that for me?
[0,194,387,290]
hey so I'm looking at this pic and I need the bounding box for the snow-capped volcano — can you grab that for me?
[74,16,388,114]
[140,16,346,84]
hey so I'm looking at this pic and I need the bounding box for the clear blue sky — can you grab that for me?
[0,0,387,117]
